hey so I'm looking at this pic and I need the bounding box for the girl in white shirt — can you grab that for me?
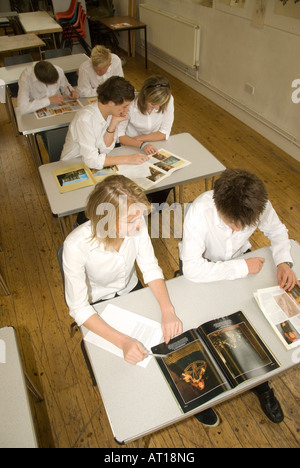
[63,175,182,365]
[77,45,124,97]
[118,75,174,154]
[17,61,79,115]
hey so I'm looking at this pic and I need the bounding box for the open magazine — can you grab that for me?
[53,163,118,193]
[35,98,82,119]
[254,283,300,350]
[119,148,191,191]
[52,149,190,193]
[151,311,279,413]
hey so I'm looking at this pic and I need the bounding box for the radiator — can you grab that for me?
[139,3,201,69]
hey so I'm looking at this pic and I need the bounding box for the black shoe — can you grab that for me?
[254,388,284,424]
[194,408,220,427]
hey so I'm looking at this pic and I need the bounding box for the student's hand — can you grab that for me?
[122,337,148,365]
[277,263,300,291]
[143,143,158,155]
[161,307,183,344]
[70,90,79,100]
[245,257,265,275]
[127,154,150,165]
[49,94,65,105]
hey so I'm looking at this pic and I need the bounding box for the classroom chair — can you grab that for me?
[43,48,78,87]
[41,126,69,163]
[4,54,34,99]
[4,54,34,136]
[56,0,78,22]
[0,244,10,296]
[57,245,97,386]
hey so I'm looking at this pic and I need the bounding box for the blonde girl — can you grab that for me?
[63,175,182,365]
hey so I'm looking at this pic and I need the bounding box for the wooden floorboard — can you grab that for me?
[0,53,299,448]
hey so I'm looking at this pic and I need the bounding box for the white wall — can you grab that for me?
[114,0,300,161]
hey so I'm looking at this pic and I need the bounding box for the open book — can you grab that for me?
[151,311,280,413]
[53,163,118,193]
[119,149,191,191]
[53,149,190,194]
[254,283,300,350]
[35,98,82,119]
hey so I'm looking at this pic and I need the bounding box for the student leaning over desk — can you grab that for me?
[180,169,300,426]
[117,75,174,205]
[60,76,149,169]
[77,45,124,98]
[17,61,79,115]
[63,175,182,366]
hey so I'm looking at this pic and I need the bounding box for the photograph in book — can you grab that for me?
[255,283,300,350]
[151,311,279,413]
[35,99,82,119]
[53,163,118,193]
[123,148,191,191]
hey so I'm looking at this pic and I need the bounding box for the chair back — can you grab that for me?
[57,245,64,285]
[4,54,33,67]
[43,126,69,163]
[44,48,72,59]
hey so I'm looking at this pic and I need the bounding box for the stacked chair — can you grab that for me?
[56,1,88,46]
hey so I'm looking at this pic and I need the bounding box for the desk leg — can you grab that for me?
[144,26,148,69]
[25,134,42,171]
[179,185,184,205]
[128,30,132,57]
[6,86,19,137]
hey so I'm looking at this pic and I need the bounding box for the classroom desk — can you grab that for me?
[0,53,88,86]
[16,96,90,170]
[99,16,148,69]
[82,240,300,446]
[38,133,226,235]
[0,33,45,57]
[18,11,63,48]
[0,327,38,448]
[0,53,88,136]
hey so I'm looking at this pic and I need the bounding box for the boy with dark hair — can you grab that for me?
[18,61,79,115]
[181,169,298,290]
[180,169,299,425]
[61,76,149,169]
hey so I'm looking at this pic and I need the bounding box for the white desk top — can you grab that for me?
[83,241,300,444]
[0,53,88,85]
[39,133,226,217]
[0,327,38,448]
[19,11,62,34]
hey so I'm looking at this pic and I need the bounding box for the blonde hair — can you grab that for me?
[137,75,171,115]
[85,175,151,249]
[91,45,112,68]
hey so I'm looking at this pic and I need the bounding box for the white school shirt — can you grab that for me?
[117,95,174,140]
[77,54,124,97]
[17,64,74,115]
[60,101,116,169]
[63,220,164,326]
[179,191,293,283]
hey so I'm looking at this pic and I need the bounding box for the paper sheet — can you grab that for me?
[84,304,163,368]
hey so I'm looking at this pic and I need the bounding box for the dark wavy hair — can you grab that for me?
[213,169,268,228]
[97,76,135,105]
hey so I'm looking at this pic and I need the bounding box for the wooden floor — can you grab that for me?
[0,53,300,449]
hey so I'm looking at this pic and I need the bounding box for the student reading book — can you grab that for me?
[17,61,79,115]
[180,169,297,423]
[63,176,182,366]
[77,45,124,98]
[151,311,279,413]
